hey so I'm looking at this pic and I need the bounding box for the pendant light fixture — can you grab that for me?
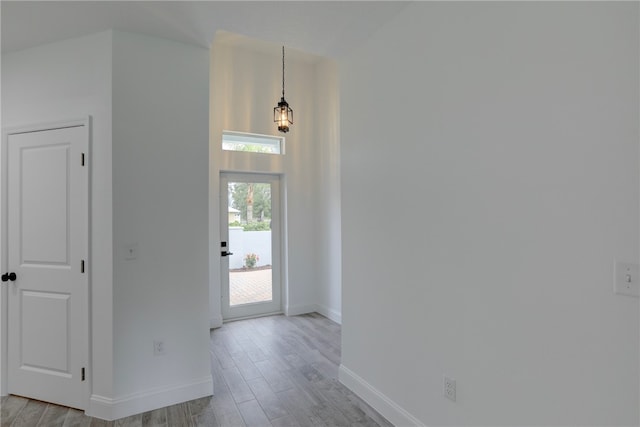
[274,46,293,133]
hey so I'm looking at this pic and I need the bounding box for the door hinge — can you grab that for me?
[81,260,85,273]
[81,367,85,381]
[81,152,85,166]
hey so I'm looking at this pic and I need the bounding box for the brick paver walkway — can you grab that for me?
[230,268,272,306]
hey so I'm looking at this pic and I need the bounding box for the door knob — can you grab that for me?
[1,272,16,282]
[221,251,234,257]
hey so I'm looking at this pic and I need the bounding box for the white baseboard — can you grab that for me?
[87,375,213,421]
[285,304,342,324]
[339,365,424,427]
[285,304,317,317]
[210,315,223,329]
[315,304,342,324]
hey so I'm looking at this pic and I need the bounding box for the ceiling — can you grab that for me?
[1,1,409,57]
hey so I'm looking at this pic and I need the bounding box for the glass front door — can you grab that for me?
[220,173,282,320]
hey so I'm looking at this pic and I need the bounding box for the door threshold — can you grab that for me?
[222,310,283,323]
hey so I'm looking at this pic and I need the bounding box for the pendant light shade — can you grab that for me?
[274,46,293,133]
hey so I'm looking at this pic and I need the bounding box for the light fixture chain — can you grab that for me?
[274,45,292,133]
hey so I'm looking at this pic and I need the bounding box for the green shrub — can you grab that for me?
[242,221,271,231]
[244,253,259,268]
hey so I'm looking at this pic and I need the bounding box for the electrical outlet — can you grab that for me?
[153,340,166,356]
[443,375,456,402]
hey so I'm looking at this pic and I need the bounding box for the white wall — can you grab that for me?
[314,59,342,323]
[111,30,211,406]
[209,35,341,326]
[2,30,213,420]
[340,2,639,425]
[227,229,272,269]
[1,31,115,401]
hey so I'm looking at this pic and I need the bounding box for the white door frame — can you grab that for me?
[0,118,91,409]
[220,172,284,321]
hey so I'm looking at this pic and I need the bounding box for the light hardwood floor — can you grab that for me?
[1,313,392,427]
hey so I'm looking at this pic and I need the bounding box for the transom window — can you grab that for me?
[222,131,284,155]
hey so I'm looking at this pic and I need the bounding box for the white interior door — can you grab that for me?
[220,173,282,320]
[5,125,88,409]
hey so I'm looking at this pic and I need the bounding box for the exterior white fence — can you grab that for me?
[228,227,272,269]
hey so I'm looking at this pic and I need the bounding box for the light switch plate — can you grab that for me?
[614,261,639,297]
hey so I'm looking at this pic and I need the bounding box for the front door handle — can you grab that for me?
[1,272,16,282]
[221,251,234,257]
